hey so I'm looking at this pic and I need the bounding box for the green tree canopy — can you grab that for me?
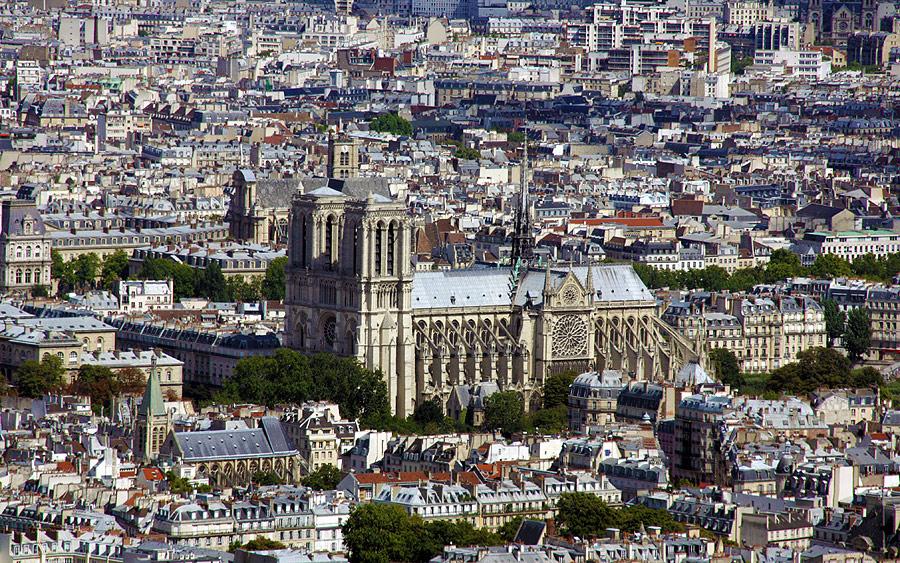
[101,250,131,290]
[845,307,872,363]
[766,347,852,394]
[483,390,524,436]
[822,299,846,345]
[262,256,288,300]
[51,250,77,294]
[238,537,287,551]
[454,146,481,160]
[542,371,576,409]
[556,493,683,539]
[72,365,120,415]
[369,113,412,136]
[165,470,194,495]
[215,349,390,423]
[15,355,65,398]
[709,348,741,387]
[73,253,101,288]
[302,464,343,491]
[809,254,853,279]
[251,471,282,486]
[342,503,501,563]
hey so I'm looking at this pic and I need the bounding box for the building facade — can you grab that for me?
[0,199,52,295]
[284,187,700,415]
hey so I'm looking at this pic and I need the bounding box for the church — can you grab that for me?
[282,183,700,416]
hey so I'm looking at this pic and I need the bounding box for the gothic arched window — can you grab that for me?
[301,214,308,267]
[324,215,334,268]
[375,223,384,276]
[387,222,396,276]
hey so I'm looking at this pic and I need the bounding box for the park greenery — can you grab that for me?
[342,503,502,563]
[217,352,572,436]
[633,249,900,292]
[51,251,288,303]
[555,493,684,538]
[214,349,391,423]
[369,113,412,136]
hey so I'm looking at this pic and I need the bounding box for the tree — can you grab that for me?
[454,146,481,160]
[165,470,194,495]
[809,254,852,279]
[342,503,501,563]
[73,253,101,289]
[709,348,741,387]
[766,347,851,394]
[767,249,803,277]
[525,405,567,434]
[302,464,343,491]
[542,372,576,409]
[482,391,524,436]
[118,366,147,395]
[822,299,846,346]
[197,263,229,301]
[342,503,424,563]
[31,285,49,298]
[412,397,445,427]
[240,537,286,551]
[215,349,391,423]
[225,276,261,302]
[845,307,871,363]
[261,256,288,300]
[555,493,683,539]
[555,493,618,538]
[101,250,131,290]
[51,250,77,294]
[15,356,65,398]
[369,113,412,136]
[251,471,282,486]
[498,517,523,542]
[72,365,120,415]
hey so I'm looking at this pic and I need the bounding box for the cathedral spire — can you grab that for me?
[510,127,534,265]
[543,260,552,294]
[585,261,594,301]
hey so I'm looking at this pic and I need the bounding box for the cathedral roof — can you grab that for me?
[409,264,654,311]
[514,264,654,306]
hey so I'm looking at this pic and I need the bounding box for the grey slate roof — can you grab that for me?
[410,264,653,310]
[172,416,297,462]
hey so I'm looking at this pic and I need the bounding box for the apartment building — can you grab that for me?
[799,230,900,263]
[663,294,825,373]
[281,403,359,473]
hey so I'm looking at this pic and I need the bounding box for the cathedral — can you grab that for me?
[283,184,700,416]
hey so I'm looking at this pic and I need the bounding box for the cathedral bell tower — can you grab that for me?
[285,187,415,416]
[134,358,171,463]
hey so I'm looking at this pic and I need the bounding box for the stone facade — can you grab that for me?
[0,199,52,295]
[284,187,700,416]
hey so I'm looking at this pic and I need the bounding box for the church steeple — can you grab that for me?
[510,129,534,265]
[135,357,171,463]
